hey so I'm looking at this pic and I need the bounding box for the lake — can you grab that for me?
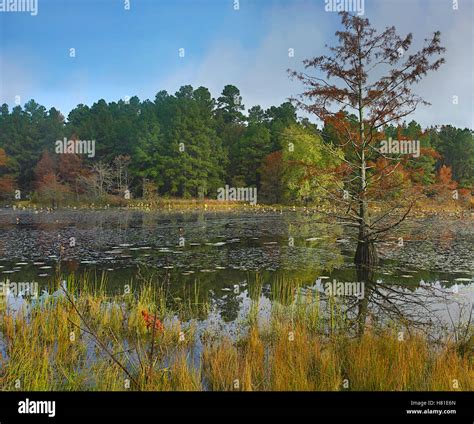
[0,208,472,333]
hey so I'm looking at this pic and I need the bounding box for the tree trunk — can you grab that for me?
[355,37,378,269]
[354,235,378,268]
[354,199,378,267]
[353,146,378,267]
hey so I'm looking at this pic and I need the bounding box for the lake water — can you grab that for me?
[0,208,472,333]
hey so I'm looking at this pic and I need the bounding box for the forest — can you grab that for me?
[0,84,472,207]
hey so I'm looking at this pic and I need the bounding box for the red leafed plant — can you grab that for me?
[141,310,164,332]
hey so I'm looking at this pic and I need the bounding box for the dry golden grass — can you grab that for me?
[0,278,472,391]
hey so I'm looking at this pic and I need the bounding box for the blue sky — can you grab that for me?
[1,0,473,128]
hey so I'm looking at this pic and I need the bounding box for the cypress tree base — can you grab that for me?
[354,240,378,268]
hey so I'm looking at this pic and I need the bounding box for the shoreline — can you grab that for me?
[0,197,472,218]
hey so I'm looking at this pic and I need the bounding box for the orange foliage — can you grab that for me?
[38,173,70,195]
[0,148,8,167]
[141,310,164,332]
[0,175,15,194]
[436,165,457,190]
[34,150,56,188]
[0,148,16,197]
[58,154,84,184]
[368,157,411,198]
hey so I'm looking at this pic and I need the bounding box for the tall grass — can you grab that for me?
[0,274,472,391]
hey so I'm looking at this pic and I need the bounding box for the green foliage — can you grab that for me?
[152,86,227,197]
[232,123,271,187]
[432,126,474,188]
[281,125,342,205]
[0,86,472,204]
[0,101,64,192]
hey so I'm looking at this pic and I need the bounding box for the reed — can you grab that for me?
[0,273,471,391]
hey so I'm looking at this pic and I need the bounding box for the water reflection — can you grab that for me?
[0,209,472,335]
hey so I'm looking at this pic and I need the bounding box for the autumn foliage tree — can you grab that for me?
[289,12,445,268]
[434,165,457,202]
[0,148,16,199]
[58,154,87,200]
[34,150,56,185]
[34,150,69,207]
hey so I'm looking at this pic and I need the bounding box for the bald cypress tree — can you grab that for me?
[290,12,445,268]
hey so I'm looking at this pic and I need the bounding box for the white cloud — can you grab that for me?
[160,0,473,128]
[0,53,36,106]
[160,1,332,112]
[370,0,474,128]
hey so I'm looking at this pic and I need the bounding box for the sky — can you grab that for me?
[0,0,473,128]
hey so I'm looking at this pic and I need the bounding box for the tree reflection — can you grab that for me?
[346,265,469,339]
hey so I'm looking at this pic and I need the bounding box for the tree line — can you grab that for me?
[0,84,472,206]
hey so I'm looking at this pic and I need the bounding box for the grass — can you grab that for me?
[6,193,472,216]
[0,275,472,391]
